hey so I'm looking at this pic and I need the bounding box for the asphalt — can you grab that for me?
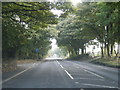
[2,59,119,88]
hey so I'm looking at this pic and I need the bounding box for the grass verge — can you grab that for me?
[91,57,120,68]
[66,54,91,61]
[2,59,37,72]
[17,59,37,64]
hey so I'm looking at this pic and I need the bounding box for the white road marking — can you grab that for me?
[33,63,36,66]
[60,65,64,69]
[56,60,63,69]
[56,60,60,65]
[74,77,104,81]
[82,83,118,88]
[75,82,79,84]
[64,70,74,80]
[84,69,104,79]
[56,60,74,79]
[1,63,36,84]
[69,62,104,79]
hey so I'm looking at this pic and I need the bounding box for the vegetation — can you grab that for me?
[2,2,119,71]
[56,2,119,58]
[91,58,120,68]
[2,2,57,59]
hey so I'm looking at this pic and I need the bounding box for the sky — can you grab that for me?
[50,0,82,16]
[70,0,82,6]
[49,0,82,5]
[51,9,64,17]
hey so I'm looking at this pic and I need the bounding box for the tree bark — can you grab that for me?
[81,48,84,55]
[101,43,104,57]
[106,44,110,57]
[110,44,114,56]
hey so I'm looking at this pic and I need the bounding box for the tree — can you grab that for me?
[2,2,57,59]
[56,14,93,57]
[56,2,119,58]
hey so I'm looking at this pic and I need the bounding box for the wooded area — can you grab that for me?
[56,2,119,58]
[2,2,57,60]
[2,2,120,61]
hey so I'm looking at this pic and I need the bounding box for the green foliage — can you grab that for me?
[2,2,119,60]
[2,2,56,59]
[56,14,92,56]
[56,2,119,57]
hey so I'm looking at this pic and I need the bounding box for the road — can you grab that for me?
[2,59,119,88]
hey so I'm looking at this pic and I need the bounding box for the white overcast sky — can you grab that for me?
[50,0,82,16]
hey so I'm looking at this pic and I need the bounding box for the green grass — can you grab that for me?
[17,59,37,64]
[2,59,37,72]
[91,57,120,68]
[67,54,90,60]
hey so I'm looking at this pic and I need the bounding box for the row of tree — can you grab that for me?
[2,2,74,60]
[2,2,57,59]
[56,2,119,57]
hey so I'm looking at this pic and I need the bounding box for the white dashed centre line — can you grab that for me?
[56,60,74,80]
[64,70,74,80]
[56,60,60,65]
[60,65,64,69]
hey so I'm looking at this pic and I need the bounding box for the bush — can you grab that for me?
[67,54,90,60]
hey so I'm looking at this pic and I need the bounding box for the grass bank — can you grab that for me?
[17,59,37,64]
[91,57,120,68]
[2,59,37,72]
[66,54,92,61]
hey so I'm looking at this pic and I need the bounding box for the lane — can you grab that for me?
[68,60,119,82]
[58,60,119,88]
[3,60,75,88]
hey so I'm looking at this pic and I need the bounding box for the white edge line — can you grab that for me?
[1,66,34,84]
[82,83,118,88]
[64,70,74,80]
[84,69,104,79]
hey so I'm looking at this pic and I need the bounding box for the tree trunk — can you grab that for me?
[81,48,84,54]
[106,44,110,57]
[110,44,114,56]
[114,45,117,57]
[101,43,104,57]
[117,43,120,56]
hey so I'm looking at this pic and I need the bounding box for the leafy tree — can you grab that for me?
[56,2,119,58]
[2,2,57,59]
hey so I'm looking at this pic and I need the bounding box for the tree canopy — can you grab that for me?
[2,2,119,60]
[2,2,57,59]
[56,2,119,57]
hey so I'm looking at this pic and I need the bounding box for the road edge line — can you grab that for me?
[1,63,36,84]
